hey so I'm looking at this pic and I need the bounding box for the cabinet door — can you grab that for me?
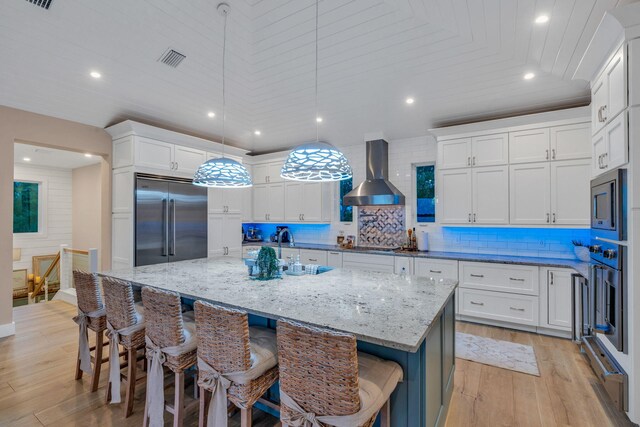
[252,185,269,221]
[223,188,244,214]
[241,188,253,222]
[606,47,626,123]
[550,123,590,161]
[301,182,324,222]
[284,182,303,221]
[509,128,550,164]
[207,214,225,257]
[605,112,628,170]
[438,169,472,224]
[472,166,509,224]
[268,183,285,221]
[267,162,284,183]
[135,137,173,171]
[550,160,590,225]
[438,138,471,169]
[547,269,572,329]
[510,163,550,225]
[424,315,443,427]
[327,251,343,268]
[592,74,608,135]
[252,164,269,184]
[471,133,508,166]
[222,214,242,257]
[174,146,206,174]
[208,187,225,214]
[394,257,414,275]
[415,259,458,280]
[592,129,608,176]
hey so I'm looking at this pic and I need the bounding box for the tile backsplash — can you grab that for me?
[358,206,405,248]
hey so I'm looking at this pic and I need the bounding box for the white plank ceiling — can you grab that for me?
[0,0,626,152]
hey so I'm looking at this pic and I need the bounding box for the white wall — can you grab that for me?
[12,165,72,274]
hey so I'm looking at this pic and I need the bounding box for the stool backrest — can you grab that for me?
[141,286,185,348]
[277,320,361,417]
[73,270,103,314]
[102,277,138,330]
[194,301,251,373]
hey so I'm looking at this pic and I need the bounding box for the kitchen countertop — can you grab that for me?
[243,241,591,278]
[99,257,458,353]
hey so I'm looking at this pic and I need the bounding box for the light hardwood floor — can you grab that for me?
[0,302,632,426]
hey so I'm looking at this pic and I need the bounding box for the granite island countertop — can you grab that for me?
[99,257,457,353]
[243,242,591,278]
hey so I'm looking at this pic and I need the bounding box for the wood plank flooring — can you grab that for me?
[0,302,632,426]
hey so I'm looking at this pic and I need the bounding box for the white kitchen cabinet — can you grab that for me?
[438,138,471,169]
[459,262,539,296]
[550,160,590,225]
[327,251,343,268]
[592,112,628,176]
[541,268,573,330]
[550,123,591,161]
[438,169,472,224]
[342,253,395,273]
[472,166,509,224]
[241,187,252,222]
[300,182,324,222]
[592,129,608,176]
[592,74,608,135]
[509,163,550,225]
[208,213,242,257]
[509,128,550,164]
[252,184,285,222]
[252,161,284,184]
[112,167,134,214]
[471,134,509,166]
[135,137,174,171]
[174,145,206,174]
[284,182,303,221]
[459,288,539,326]
[208,187,243,214]
[414,259,458,280]
[592,46,626,135]
[299,249,328,265]
[280,247,299,259]
[394,257,414,275]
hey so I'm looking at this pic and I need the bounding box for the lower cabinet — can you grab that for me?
[394,256,414,274]
[327,251,343,268]
[539,268,573,331]
[342,253,395,273]
[458,288,539,326]
[414,259,458,281]
[299,249,328,265]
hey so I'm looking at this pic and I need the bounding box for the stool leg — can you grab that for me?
[198,387,208,427]
[124,346,137,418]
[142,358,150,427]
[91,329,104,392]
[380,398,390,427]
[173,371,185,427]
[241,407,252,427]
[75,327,85,381]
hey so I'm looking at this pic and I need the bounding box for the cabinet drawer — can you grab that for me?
[459,288,539,326]
[299,249,328,265]
[342,253,395,273]
[459,262,539,295]
[327,251,343,268]
[414,259,458,280]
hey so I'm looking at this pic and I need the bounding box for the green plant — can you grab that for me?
[256,246,279,280]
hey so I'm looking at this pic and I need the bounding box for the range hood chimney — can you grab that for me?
[343,138,405,206]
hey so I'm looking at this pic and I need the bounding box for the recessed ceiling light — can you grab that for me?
[90,71,101,79]
[535,15,549,24]
[23,157,31,162]
[524,72,536,80]
[316,117,323,123]
[405,97,415,104]
[254,130,261,136]
[207,112,216,118]
[84,153,93,158]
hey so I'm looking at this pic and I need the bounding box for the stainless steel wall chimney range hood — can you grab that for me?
[343,139,405,206]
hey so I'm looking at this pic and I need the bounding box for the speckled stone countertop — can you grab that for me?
[99,258,457,353]
[244,242,591,278]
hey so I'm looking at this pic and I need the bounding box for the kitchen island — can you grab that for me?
[99,257,458,427]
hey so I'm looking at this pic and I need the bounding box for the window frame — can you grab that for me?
[12,175,47,238]
[338,177,354,223]
[413,162,436,225]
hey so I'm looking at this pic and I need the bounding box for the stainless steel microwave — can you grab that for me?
[591,169,626,241]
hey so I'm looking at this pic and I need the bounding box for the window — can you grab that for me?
[13,181,39,233]
[339,177,353,222]
[416,165,435,223]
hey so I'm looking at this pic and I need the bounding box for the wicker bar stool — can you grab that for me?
[142,287,198,427]
[194,301,279,427]
[277,320,404,427]
[73,270,109,392]
[102,277,147,418]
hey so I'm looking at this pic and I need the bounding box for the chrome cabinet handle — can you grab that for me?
[309,258,318,262]
[545,149,549,160]
[603,153,608,168]
[468,213,471,223]
[467,157,471,166]
[597,106,603,123]
[510,307,525,312]
[329,252,339,255]
[473,213,476,222]
[509,277,525,282]
[552,213,556,223]
[470,301,484,306]
[175,162,178,170]
[546,213,550,223]
[430,269,442,274]
[552,149,556,160]
[470,273,484,278]
[549,271,554,285]
[472,156,476,166]
[601,105,607,122]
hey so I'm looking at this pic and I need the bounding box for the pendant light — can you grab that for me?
[280,0,352,182]
[194,3,252,188]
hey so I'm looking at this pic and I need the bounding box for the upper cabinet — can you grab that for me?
[591,46,626,135]
[438,134,507,169]
[510,124,590,164]
[509,129,550,164]
[253,161,284,184]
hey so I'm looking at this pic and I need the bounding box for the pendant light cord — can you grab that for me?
[315,0,319,143]
[221,7,228,157]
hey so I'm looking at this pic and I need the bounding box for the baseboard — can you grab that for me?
[0,321,16,338]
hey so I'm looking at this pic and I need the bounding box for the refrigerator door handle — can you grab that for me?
[162,198,168,256]
[169,199,176,256]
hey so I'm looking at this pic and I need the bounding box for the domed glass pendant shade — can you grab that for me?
[281,141,352,181]
[193,157,252,188]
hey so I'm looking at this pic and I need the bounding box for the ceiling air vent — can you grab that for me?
[25,0,53,9]
[159,49,186,68]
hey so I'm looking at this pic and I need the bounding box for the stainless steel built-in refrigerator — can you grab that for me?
[135,175,207,267]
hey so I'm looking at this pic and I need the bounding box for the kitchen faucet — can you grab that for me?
[276,227,295,259]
